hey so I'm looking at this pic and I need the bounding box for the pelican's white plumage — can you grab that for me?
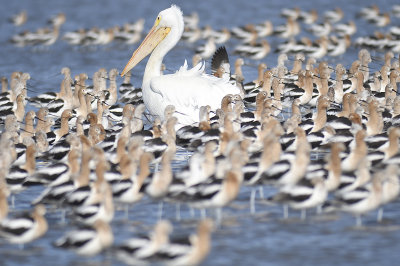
[121,5,241,125]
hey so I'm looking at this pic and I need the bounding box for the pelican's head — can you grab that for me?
[121,5,184,76]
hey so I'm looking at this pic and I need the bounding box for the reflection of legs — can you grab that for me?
[176,203,181,221]
[377,208,383,223]
[215,208,222,227]
[258,186,264,199]
[250,189,256,214]
[201,208,206,219]
[356,215,362,227]
[301,209,306,220]
[158,201,163,220]
[125,205,129,220]
[283,204,289,219]
[61,209,66,224]
[316,205,322,214]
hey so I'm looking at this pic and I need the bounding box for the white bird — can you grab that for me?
[0,205,48,246]
[120,5,241,126]
[195,37,217,59]
[53,220,113,256]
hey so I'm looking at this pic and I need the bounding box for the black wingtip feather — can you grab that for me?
[211,46,229,75]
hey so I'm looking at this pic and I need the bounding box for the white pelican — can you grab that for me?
[121,5,241,126]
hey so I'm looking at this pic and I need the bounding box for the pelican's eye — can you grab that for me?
[155,16,161,26]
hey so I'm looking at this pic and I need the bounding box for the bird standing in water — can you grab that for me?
[121,5,241,126]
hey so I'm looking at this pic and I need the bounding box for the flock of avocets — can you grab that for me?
[1,4,400,265]
[9,4,400,57]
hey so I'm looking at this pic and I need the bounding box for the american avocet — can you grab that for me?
[262,127,311,186]
[358,5,380,20]
[281,7,301,20]
[332,65,346,104]
[4,93,26,123]
[358,49,372,82]
[121,5,241,126]
[144,115,177,162]
[334,21,357,36]
[20,13,65,46]
[111,152,153,205]
[119,70,134,95]
[26,151,73,187]
[307,21,332,37]
[231,24,258,43]
[32,141,85,205]
[64,151,94,207]
[176,105,212,149]
[10,72,26,102]
[20,110,36,140]
[305,142,342,193]
[121,19,145,43]
[243,63,267,94]
[376,164,400,222]
[244,122,283,186]
[0,185,9,221]
[1,76,8,94]
[182,27,202,43]
[335,175,382,226]
[74,160,114,225]
[286,69,315,106]
[368,12,391,27]
[336,156,371,196]
[273,17,300,39]
[0,204,47,246]
[393,4,400,18]
[29,67,72,108]
[52,109,74,142]
[48,13,66,27]
[212,28,231,44]
[289,53,305,77]
[1,115,20,145]
[173,141,217,189]
[39,129,79,163]
[310,96,331,133]
[184,146,244,220]
[341,130,368,172]
[142,150,174,200]
[299,9,318,24]
[234,40,270,60]
[104,68,118,106]
[366,98,383,136]
[53,220,113,256]
[152,219,214,266]
[0,137,16,180]
[7,143,36,193]
[183,12,199,29]
[35,107,49,132]
[328,35,351,57]
[324,8,344,23]
[9,10,27,26]
[380,127,400,160]
[303,37,329,59]
[272,176,328,220]
[195,37,217,59]
[243,71,272,106]
[62,28,86,45]
[116,220,172,264]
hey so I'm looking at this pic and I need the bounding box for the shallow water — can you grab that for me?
[1,0,400,265]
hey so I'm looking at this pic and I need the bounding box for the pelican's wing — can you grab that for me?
[150,62,240,124]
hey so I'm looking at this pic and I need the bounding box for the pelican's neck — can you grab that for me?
[142,26,182,91]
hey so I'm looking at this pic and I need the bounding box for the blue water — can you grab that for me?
[1,0,400,265]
